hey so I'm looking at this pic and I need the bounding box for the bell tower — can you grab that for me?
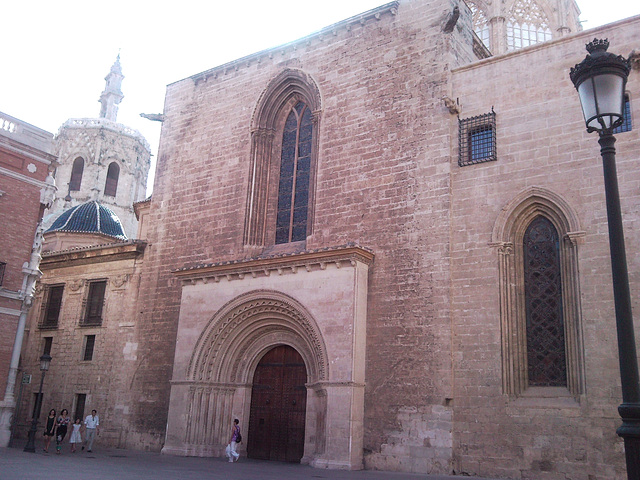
[44,55,151,239]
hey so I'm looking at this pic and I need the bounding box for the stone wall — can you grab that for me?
[449,17,640,479]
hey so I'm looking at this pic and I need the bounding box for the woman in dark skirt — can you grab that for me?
[55,409,70,454]
[43,409,57,453]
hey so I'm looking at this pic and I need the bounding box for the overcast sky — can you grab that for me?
[2,0,638,195]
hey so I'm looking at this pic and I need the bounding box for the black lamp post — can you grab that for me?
[570,39,639,479]
[23,354,51,453]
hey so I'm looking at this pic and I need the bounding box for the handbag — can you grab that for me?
[236,431,242,443]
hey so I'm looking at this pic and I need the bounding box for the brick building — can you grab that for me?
[0,112,57,446]
[14,0,640,478]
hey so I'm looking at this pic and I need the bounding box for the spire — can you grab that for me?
[99,54,124,122]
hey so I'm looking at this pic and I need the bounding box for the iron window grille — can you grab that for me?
[39,284,64,329]
[613,94,632,134]
[459,110,496,167]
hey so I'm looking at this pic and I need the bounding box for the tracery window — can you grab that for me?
[244,70,321,251]
[468,2,490,50]
[523,216,566,387]
[506,0,552,51]
[276,102,313,244]
[69,157,84,191]
[104,162,119,197]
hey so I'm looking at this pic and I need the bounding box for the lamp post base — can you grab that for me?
[619,404,640,480]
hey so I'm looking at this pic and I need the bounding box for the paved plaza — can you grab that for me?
[0,444,497,480]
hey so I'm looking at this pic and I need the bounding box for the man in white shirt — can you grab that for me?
[83,409,100,452]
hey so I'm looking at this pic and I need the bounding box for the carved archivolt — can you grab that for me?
[491,187,585,397]
[188,290,329,385]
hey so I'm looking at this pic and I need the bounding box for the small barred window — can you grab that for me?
[458,110,496,167]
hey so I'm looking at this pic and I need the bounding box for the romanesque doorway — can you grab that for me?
[247,345,307,462]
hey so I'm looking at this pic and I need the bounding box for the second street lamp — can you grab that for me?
[23,354,52,453]
[570,38,639,479]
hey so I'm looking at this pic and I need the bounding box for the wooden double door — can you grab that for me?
[247,345,307,462]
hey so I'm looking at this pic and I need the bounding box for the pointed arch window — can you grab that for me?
[468,2,490,50]
[491,188,585,398]
[276,102,313,244]
[523,216,567,387]
[105,162,120,197]
[506,0,552,51]
[69,157,84,191]
[244,70,321,252]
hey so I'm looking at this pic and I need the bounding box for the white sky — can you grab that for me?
[2,0,638,196]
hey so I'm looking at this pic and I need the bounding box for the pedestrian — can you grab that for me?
[69,418,82,453]
[43,409,57,453]
[226,418,241,463]
[82,409,99,452]
[55,409,71,454]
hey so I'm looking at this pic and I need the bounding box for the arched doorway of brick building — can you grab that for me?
[247,345,307,462]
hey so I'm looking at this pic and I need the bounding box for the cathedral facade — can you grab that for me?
[13,0,640,478]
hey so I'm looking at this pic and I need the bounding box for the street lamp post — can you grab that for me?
[23,354,52,453]
[570,39,639,479]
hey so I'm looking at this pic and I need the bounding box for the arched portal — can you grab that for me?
[248,345,307,462]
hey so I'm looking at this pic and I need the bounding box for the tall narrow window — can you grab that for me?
[275,102,313,244]
[506,0,552,51]
[83,335,96,361]
[523,216,566,386]
[104,162,120,197]
[468,1,490,50]
[40,285,64,329]
[42,337,53,356]
[69,157,84,191]
[0,261,5,286]
[244,69,321,250]
[83,280,106,326]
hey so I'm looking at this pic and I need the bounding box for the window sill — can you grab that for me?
[509,387,580,408]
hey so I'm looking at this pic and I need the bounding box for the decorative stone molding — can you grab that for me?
[491,187,585,398]
[175,244,373,285]
[187,290,329,384]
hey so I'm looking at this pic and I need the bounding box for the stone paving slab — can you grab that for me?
[0,445,498,480]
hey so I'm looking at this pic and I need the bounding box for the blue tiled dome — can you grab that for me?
[46,201,127,240]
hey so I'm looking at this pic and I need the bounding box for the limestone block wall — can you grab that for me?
[17,242,145,448]
[134,2,476,471]
[449,17,640,479]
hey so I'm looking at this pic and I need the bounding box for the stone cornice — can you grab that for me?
[40,240,146,269]
[175,244,374,284]
[57,118,151,153]
[184,2,399,86]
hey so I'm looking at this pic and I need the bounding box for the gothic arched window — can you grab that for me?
[276,102,313,244]
[506,0,552,51]
[104,162,119,197]
[492,188,585,398]
[523,216,567,387]
[69,157,84,191]
[468,2,491,50]
[244,70,321,251]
